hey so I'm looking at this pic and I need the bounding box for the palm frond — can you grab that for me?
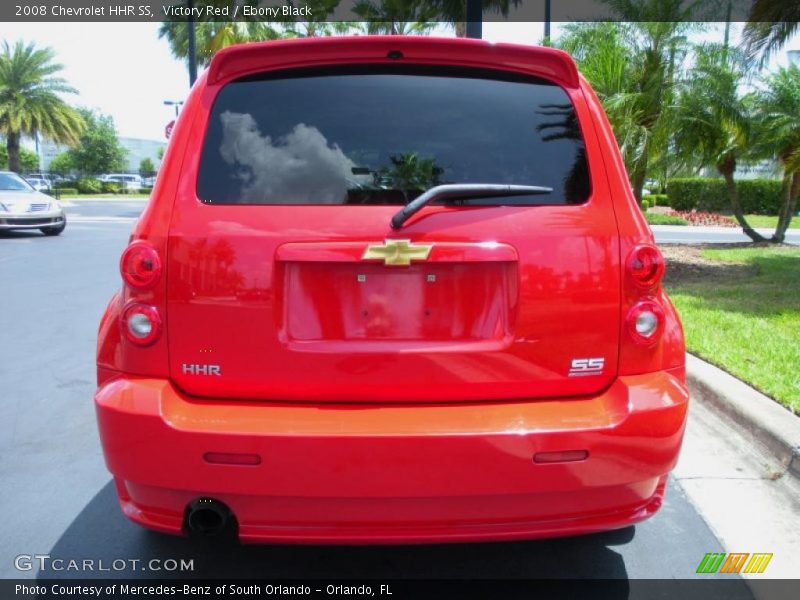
[0,40,84,149]
[743,0,800,65]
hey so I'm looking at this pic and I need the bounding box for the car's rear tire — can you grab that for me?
[41,217,66,236]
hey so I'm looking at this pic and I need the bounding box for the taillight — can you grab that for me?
[121,303,161,346]
[120,241,161,289]
[627,244,664,288]
[626,299,665,345]
[619,241,681,376]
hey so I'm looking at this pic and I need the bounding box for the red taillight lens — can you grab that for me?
[627,245,665,288]
[120,241,161,289]
[626,299,665,345]
[121,303,161,346]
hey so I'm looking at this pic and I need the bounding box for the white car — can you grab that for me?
[24,176,52,193]
[98,174,142,192]
[0,172,66,235]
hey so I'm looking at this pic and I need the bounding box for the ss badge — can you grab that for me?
[568,358,605,377]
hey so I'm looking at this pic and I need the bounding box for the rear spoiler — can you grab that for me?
[207,36,581,89]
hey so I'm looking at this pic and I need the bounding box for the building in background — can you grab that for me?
[118,137,166,173]
[31,137,166,174]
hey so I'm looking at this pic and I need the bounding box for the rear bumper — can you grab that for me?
[95,368,688,543]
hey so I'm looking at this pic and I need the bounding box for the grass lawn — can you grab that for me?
[664,246,800,413]
[646,213,688,225]
[743,215,800,229]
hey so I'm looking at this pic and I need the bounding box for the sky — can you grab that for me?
[0,21,797,142]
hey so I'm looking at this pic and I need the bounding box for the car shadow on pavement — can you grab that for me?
[43,482,634,581]
[0,230,47,238]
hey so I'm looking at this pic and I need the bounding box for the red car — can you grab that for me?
[95,36,687,543]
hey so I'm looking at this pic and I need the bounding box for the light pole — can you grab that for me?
[544,0,551,46]
[187,0,197,87]
[164,100,184,117]
[466,0,482,39]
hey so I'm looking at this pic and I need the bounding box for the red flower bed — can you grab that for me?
[665,210,738,228]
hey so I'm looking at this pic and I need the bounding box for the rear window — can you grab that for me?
[197,65,591,206]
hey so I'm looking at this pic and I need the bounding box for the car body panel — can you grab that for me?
[164,40,623,403]
[95,36,688,543]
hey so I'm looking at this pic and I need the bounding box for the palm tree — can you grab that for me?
[352,0,439,35]
[558,23,642,166]
[428,0,520,37]
[673,44,766,242]
[159,19,284,68]
[743,0,800,65]
[159,1,354,68]
[754,65,800,242]
[557,7,695,202]
[0,41,83,173]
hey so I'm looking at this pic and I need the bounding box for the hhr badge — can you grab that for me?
[362,239,433,266]
[182,364,221,376]
[568,358,605,377]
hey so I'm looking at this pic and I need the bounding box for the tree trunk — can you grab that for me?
[454,22,466,37]
[772,171,799,243]
[631,162,647,205]
[6,131,20,173]
[719,161,767,243]
[631,133,653,204]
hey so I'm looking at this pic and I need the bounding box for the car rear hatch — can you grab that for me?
[166,55,620,403]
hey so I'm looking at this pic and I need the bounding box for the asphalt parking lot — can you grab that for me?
[0,199,760,591]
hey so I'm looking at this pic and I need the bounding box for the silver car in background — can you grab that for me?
[24,175,52,193]
[98,173,142,192]
[0,171,66,236]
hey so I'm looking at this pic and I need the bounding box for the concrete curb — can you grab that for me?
[650,224,781,235]
[686,354,800,479]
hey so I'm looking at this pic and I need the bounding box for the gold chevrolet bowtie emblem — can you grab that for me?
[362,239,433,266]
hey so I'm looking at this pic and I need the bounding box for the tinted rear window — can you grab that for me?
[197,66,590,206]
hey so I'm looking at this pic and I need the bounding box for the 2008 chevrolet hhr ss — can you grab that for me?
[95,37,688,543]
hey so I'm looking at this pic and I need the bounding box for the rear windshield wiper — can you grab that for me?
[390,183,553,229]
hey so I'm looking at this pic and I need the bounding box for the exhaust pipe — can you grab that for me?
[184,498,234,538]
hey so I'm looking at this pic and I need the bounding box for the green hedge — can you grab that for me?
[649,193,668,207]
[57,188,77,196]
[76,177,102,194]
[666,178,784,214]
